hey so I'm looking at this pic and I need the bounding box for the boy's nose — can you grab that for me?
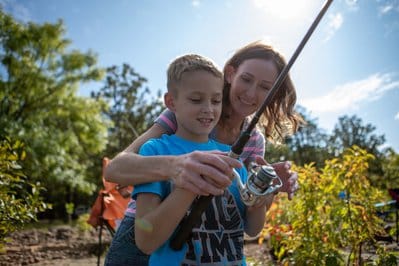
[200,102,212,114]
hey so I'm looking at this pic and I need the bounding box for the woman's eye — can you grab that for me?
[241,76,251,83]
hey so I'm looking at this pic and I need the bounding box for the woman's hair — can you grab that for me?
[222,41,304,143]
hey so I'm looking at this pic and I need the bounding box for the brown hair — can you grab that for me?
[167,54,222,96]
[222,41,304,143]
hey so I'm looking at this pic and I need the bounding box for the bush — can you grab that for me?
[0,137,50,250]
[262,146,395,265]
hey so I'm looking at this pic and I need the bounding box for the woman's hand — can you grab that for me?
[255,157,299,200]
[170,151,241,196]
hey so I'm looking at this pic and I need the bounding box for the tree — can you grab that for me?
[329,115,385,156]
[0,10,110,218]
[265,106,330,167]
[91,63,163,158]
[329,115,386,186]
[285,106,330,167]
[381,148,399,189]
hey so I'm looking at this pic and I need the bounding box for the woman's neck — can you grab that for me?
[216,107,246,145]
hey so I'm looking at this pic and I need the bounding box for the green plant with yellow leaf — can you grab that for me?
[260,146,397,265]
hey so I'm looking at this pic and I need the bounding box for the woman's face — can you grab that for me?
[227,58,278,118]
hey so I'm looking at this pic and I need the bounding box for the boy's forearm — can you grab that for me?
[104,152,176,186]
[135,188,197,254]
[245,194,275,237]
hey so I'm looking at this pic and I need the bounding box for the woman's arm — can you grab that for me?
[104,123,166,185]
[105,150,241,195]
[135,188,196,254]
[105,125,241,195]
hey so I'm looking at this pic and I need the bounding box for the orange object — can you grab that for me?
[87,157,132,230]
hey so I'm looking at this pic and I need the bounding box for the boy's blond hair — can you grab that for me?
[167,54,222,95]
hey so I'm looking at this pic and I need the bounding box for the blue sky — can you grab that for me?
[2,0,399,152]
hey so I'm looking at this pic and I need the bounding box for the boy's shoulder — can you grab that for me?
[139,134,233,156]
[209,138,231,152]
[138,134,172,155]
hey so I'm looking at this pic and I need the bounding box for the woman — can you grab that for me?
[104,41,303,265]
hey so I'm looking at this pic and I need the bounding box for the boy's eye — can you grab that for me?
[189,98,201,103]
[212,99,222,104]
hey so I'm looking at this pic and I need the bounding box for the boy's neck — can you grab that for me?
[174,130,209,143]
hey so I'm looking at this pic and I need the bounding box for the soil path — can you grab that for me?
[0,225,273,266]
[3,225,396,265]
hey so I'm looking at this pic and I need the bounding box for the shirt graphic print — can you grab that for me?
[181,189,244,265]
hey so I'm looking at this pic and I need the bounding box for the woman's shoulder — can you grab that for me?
[154,109,177,134]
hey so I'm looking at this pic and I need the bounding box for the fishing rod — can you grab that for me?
[170,0,334,251]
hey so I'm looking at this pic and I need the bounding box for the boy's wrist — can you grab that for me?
[174,187,197,200]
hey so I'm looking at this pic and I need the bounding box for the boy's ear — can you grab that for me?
[164,92,176,112]
[225,65,235,84]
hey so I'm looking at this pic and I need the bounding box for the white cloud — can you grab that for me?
[191,0,201,7]
[323,12,343,42]
[376,1,399,36]
[301,73,399,113]
[395,112,399,120]
[379,4,394,15]
[0,0,31,22]
[377,0,399,16]
[343,0,360,12]
[251,0,320,20]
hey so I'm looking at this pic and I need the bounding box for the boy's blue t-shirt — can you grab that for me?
[133,134,248,266]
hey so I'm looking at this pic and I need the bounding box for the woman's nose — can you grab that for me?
[245,83,257,99]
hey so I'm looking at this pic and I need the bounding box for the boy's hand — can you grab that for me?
[171,151,240,196]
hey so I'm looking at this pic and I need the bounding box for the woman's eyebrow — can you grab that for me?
[243,72,274,85]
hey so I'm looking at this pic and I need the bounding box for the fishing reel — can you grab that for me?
[234,163,282,206]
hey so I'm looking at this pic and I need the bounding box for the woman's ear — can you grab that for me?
[225,65,235,84]
[164,92,176,112]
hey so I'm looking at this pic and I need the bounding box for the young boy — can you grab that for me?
[132,54,267,265]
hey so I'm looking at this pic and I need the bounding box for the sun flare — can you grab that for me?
[252,0,321,20]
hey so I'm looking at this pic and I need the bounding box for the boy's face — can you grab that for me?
[166,70,223,142]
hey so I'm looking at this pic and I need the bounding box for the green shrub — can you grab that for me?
[262,146,395,265]
[0,137,50,250]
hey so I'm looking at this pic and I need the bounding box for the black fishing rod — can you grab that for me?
[170,0,334,251]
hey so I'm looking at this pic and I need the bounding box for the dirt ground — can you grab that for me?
[0,225,274,266]
[1,224,397,266]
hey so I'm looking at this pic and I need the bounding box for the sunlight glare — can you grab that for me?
[252,0,321,20]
